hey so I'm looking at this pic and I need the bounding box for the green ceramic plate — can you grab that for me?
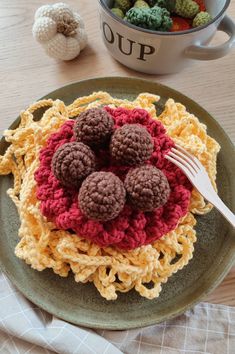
[0,77,235,330]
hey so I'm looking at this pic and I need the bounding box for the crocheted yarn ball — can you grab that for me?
[125,165,170,211]
[110,124,154,165]
[78,172,126,221]
[74,108,114,147]
[52,142,96,188]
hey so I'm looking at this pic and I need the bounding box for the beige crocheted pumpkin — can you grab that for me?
[32,2,87,61]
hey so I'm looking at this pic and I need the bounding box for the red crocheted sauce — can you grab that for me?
[35,107,192,250]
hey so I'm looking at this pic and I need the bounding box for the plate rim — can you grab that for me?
[0,76,235,330]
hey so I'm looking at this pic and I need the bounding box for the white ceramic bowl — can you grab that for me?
[98,0,235,74]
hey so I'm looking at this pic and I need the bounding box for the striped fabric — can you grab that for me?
[0,272,235,354]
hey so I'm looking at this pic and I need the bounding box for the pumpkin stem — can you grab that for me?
[57,14,79,36]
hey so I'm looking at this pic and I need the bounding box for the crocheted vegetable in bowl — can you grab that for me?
[125,6,173,31]
[192,11,212,27]
[32,2,87,60]
[134,1,150,8]
[111,8,125,18]
[150,0,176,11]
[175,0,199,19]
[35,107,192,250]
[112,0,209,32]
[114,0,132,13]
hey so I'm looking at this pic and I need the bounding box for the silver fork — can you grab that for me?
[165,144,235,228]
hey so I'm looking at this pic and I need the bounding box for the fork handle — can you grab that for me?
[210,195,235,228]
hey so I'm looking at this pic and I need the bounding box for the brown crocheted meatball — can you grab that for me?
[124,165,170,212]
[78,172,126,221]
[74,108,114,147]
[110,124,153,165]
[52,142,96,188]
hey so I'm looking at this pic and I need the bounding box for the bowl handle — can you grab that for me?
[184,15,235,60]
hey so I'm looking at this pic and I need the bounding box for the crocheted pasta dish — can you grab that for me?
[0,91,220,300]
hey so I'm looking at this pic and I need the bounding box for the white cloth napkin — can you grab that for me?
[1,271,235,354]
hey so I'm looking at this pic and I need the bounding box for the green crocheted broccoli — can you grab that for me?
[111,7,125,18]
[125,6,172,31]
[175,0,199,18]
[158,7,173,31]
[147,0,176,12]
[134,0,150,8]
[114,0,132,13]
[193,11,212,27]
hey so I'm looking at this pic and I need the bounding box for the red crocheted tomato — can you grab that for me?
[35,107,192,250]
[194,0,206,11]
[170,17,191,32]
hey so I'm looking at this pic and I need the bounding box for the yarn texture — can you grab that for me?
[134,1,150,9]
[0,91,220,300]
[110,123,154,165]
[52,142,96,188]
[79,172,126,221]
[32,3,87,60]
[175,0,199,18]
[74,108,114,147]
[114,0,132,13]
[192,11,212,27]
[35,107,192,250]
[124,165,170,211]
[111,8,125,18]
[125,6,173,31]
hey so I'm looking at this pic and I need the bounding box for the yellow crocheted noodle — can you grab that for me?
[0,92,220,300]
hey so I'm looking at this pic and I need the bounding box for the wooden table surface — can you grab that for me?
[0,0,234,306]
